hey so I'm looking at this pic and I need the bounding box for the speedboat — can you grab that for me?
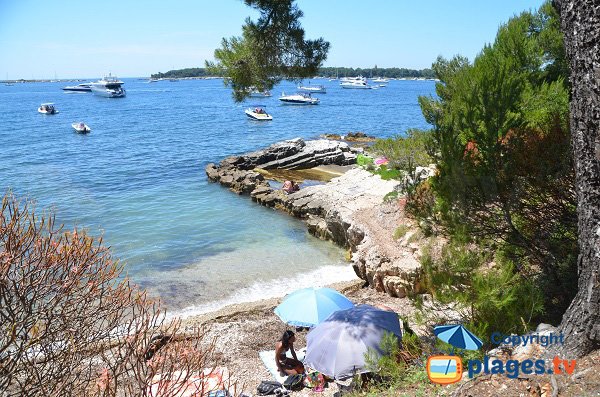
[62,83,93,92]
[297,84,326,93]
[72,122,91,134]
[340,80,371,89]
[279,92,320,105]
[90,74,126,98]
[38,103,59,114]
[245,106,273,121]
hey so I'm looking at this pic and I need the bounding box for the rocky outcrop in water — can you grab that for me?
[205,138,424,298]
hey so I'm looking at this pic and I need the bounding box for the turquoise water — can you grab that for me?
[0,78,435,314]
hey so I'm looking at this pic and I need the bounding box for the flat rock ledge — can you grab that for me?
[205,138,423,298]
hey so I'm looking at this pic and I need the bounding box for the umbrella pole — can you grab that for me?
[444,347,455,375]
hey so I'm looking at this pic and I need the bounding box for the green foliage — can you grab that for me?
[417,1,577,321]
[393,225,410,240]
[357,154,402,180]
[371,129,432,173]
[317,67,436,79]
[375,165,402,180]
[383,190,399,203]
[356,153,374,168]
[420,243,544,345]
[353,332,437,397]
[207,0,330,101]
[150,68,216,79]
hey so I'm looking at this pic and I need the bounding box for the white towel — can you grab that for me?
[258,348,306,384]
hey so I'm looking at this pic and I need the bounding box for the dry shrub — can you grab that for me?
[0,193,236,396]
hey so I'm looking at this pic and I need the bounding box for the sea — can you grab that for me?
[0,78,435,316]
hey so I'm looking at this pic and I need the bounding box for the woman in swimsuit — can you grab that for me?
[275,330,305,375]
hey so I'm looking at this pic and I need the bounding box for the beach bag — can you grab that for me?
[257,380,282,395]
[283,374,304,391]
[304,371,325,392]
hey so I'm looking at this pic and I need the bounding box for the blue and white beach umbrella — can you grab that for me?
[304,304,402,379]
[433,324,483,351]
[274,287,354,328]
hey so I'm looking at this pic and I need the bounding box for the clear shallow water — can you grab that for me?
[0,78,435,314]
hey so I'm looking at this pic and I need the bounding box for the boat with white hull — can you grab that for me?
[279,92,319,105]
[38,103,59,114]
[62,83,93,92]
[340,80,372,89]
[245,106,273,120]
[297,84,326,93]
[72,122,91,133]
[90,74,126,98]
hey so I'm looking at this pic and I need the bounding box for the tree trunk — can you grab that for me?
[553,0,600,358]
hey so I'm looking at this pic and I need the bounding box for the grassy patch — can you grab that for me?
[393,225,410,240]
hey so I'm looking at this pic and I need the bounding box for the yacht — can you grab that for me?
[38,103,59,114]
[62,83,93,92]
[340,80,371,89]
[340,75,367,83]
[279,92,320,105]
[90,74,126,98]
[297,83,326,93]
[245,106,273,121]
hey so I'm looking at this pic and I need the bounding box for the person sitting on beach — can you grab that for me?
[275,330,305,376]
[282,180,300,194]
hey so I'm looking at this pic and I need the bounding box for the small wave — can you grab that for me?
[170,264,358,319]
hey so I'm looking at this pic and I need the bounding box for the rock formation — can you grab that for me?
[206,138,424,298]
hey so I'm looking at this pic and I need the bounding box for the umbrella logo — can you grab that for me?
[426,324,483,385]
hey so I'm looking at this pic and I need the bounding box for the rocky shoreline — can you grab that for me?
[205,138,424,299]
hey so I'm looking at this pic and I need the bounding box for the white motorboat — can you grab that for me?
[372,77,390,83]
[340,80,372,89]
[62,83,93,92]
[38,103,59,114]
[90,74,126,98]
[340,75,367,83]
[279,92,320,105]
[249,89,272,97]
[297,83,326,93]
[72,122,91,134]
[245,106,273,121]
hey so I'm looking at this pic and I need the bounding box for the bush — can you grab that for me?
[420,242,544,346]
[371,129,433,173]
[0,194,234,396]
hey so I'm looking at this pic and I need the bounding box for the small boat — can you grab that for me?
[248,88,272,97]
[279,92,320,105]
[297,83,326,93]
[245,105,273,121]
[90,74,126,98]
[62,83,93,92]
[38,103,59,114]
[72,122,91,133]
[340,80,372,89]
[340,75,367,83]
[372,77,390,83]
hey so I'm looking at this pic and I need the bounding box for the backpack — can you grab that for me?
[257,380,283,395]
[283,374,304,391]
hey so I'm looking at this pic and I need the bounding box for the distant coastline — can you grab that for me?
[151,66,436,80]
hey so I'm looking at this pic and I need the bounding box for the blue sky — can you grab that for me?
[0,0,546,79]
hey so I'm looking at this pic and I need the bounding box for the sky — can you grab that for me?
[0,0,546,79]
